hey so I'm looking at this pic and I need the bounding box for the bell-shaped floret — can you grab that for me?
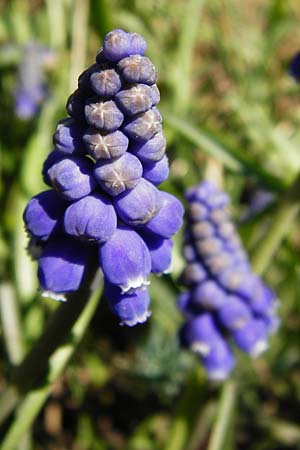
[233,319,269,357]
[192,280,227,310]
[99,226,151,292]
[141,233,173,274]
[23,190,66,241]
[115,84,155,116]
[53,118,85,155]
[114,178,162,225]
[83,128,128,160]
[38,237,89,296]
[122,108,162,142]
[201,338,235,381]
[142,191,184,238]
[180,262,207,286]
[130,131,166,162]
[63,193,117,243]
[104,282,151,326]
[142,155,169,185]
[180,313,222,356]
[89,64,122,97]
[117,55,157,85]
[42,150,64,186]
[217,295,252,331]
[66,89,86,121]
[85,99,124,132]
[46,156,96,201]
[94,153,143,196]
[103,29,146,62]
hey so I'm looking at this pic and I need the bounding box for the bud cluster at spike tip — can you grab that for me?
[178,181,279,381]
[23,29,184,327]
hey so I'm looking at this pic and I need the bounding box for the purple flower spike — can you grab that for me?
[23,190,66,241]
[38,237,89,297]
[47,157,96,201]
[117,55,157,85]
[94,153,143,196]
[85,99,124,132]
[142,155,169,185]
[99,226,151,292]
[104,282,151,326]
[180,313,221,356]
[63,193,117,243]
[202,339,235,381]
[178,180,280,378]
[83,128,128,160]
[217,296,252,331]
[142,192,184,238]
[233,319,269,357]
[130,131,166,162]
[141,233,173,274]
[89,64,122,97]
[115,84,155,117]
[23,29,181,325]
[122,108,162,142]
[114,178,162,225]
[53,118,85,155]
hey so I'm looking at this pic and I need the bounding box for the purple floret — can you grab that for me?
[104,282,151,326]
[63,193,117,243]
[94,152,143,196]
[38,237,89,296]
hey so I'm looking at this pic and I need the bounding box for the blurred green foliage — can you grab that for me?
[0,0,299,449]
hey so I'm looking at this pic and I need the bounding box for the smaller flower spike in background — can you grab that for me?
[178,181,279,380]
[23,29,183,326]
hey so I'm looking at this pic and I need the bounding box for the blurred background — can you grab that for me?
[0,0,300,449]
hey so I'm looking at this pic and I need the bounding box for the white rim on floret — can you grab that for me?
[40,289,67,302]
[207,369,231,381]
[190,342,211,356]
[120,310,152,327]
[250,339,268,357]
[120,277,150,294]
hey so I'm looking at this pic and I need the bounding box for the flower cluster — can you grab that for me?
[179,181,279,380]
[23,29,183,326]
[14,43,54,120]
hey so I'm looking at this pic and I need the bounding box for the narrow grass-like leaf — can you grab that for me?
[171,0,205,115]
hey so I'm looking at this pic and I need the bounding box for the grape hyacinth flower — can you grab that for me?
[14,42,54,120]
[23,29,183,326]
[179,181,279,380]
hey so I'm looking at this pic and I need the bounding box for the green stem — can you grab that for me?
[164,369,204,450]
[206,380,237,450]
[207,379,237,450]
[1,269,102,450]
